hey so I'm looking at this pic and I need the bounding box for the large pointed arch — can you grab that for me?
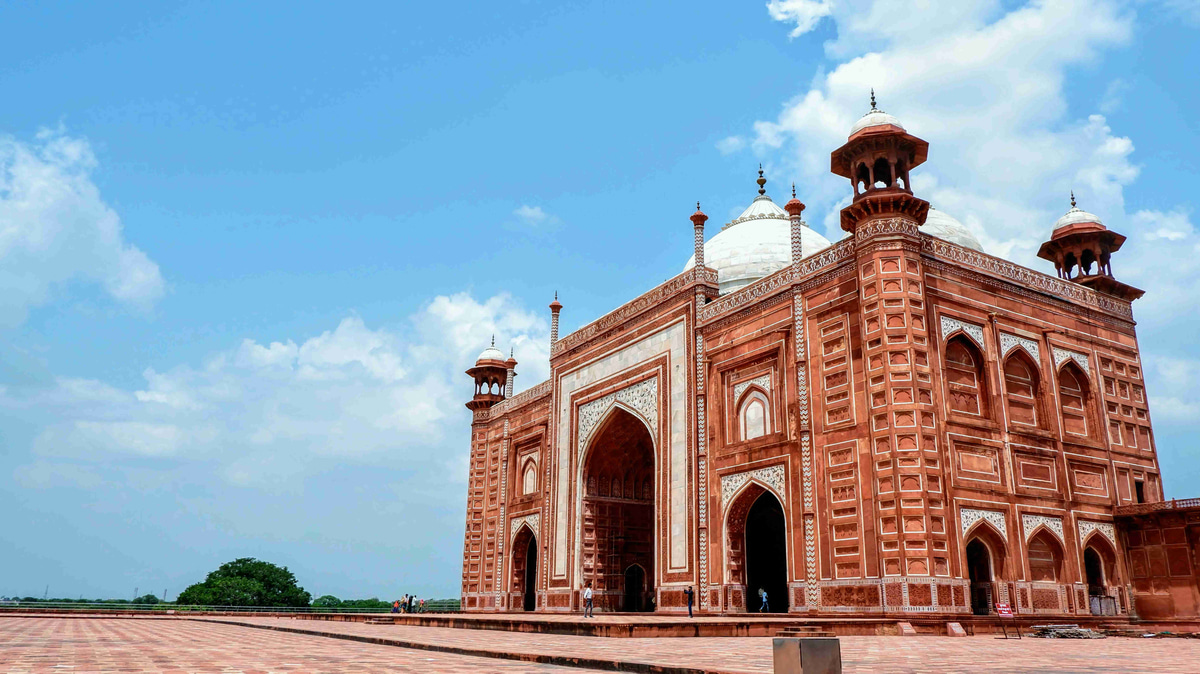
[723,482,789,613]
[575,404,656,613]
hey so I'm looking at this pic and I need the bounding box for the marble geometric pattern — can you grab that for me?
[1077,519,1116,547]
[509,513,540,541]
[960,507,1007,538]
[720,464,786,507]
[1021,514,1064,542]
[1052,347,1090,374]
[1000,333,1041,361]
[940,316,986,349]
[576,377,658,455]
[732,373,771,403]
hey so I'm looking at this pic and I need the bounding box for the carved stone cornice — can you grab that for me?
[921,236,1134,322]
[551,267,717,359]
[489,379,552,416]
[840,191,929,232]
[854,216,921,241]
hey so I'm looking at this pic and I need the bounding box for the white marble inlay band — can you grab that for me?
[1021,514,1063,542]
[732,373,771,403]
[1053,347,1090,374]
[720,464,786,507]
[940,316,986,349]
[960,507,1007,538]
[1000,333,1041,361]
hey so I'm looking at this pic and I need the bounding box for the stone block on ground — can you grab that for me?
[946,622,967,637]
[772,636,842,674]
[897,621,917,636]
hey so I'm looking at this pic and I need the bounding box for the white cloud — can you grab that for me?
[1158,0,1200,25]
[1134,208,1193,242]
[3,292,549,487]
[716,136,747,155]
[513,204,559,228]
[0,127,164,326]
[766,0,834,38]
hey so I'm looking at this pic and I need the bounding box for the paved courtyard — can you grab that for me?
[3,616,1200,673]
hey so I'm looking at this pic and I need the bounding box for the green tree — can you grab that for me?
[132,594,160,605]
[176,558,312,607]
[312,595,342,608]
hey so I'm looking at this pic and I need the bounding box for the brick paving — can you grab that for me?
[0,617,594,673]
[3,616,1200,673]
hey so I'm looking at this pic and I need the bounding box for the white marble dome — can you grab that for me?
[922,208,985,252]
[476,344,505,362]
[684,194,833,295]
[1053,205,1103,232]
[850,109,904,136]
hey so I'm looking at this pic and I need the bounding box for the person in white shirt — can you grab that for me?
[583,581,594,618]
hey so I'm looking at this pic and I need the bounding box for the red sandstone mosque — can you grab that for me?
[460,97,1200,620]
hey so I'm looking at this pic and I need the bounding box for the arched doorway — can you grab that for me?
[745,491,788,613]
[511,526,538,612]
[523,534,538,611]
[623,565,646,612]
[581,407,655,612]
[966,538,994,615]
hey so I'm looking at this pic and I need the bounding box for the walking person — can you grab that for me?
[391,599,399,613]
[583,581,594,618]
[758,587,769,613]
[684,585,694,618]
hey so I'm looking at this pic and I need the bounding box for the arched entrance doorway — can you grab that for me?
[725,482,788,613]
[581,407,655,612]
[965,536,999,616]
[745,492,788,613]
[623,564,646,612]
[511,526,538,612]
[1083,537,1119,615]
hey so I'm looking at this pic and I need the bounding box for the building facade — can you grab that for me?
[460,100,1174,618]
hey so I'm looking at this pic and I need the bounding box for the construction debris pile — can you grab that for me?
[1031,624,1107,639]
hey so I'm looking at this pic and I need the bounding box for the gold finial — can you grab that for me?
[757,164,767,196]
[1070,191,1077,208]
[490,334,495,347]
[696,201,701,210]
[792,182,796,199]
[870,88,877,111]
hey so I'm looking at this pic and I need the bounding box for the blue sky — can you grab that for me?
[1,0,1198,601]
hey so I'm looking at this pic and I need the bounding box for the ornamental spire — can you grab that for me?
[1070,190,1077,208]
[757,164,767,196]
[870,88,877,111]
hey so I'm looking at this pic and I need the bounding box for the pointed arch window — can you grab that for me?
[1004,352,1040,426]
[945,336,986,416]
[738,389,771,441]
[1058,363,1090,436]
[1027,531,1063,582]
[522,460,537,495]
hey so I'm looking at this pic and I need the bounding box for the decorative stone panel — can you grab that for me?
[1021,514,1064,542]
[1000,334,1041,361]
[732,374,771,402]
[720,464,786,507]
[940,316,985,349]
[510,513,540,541]
[1053,347,1090,374]
[577,377,658,454]
[1077,519,1116,547]
[960,507,1007,538]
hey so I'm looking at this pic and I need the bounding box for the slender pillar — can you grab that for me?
[691,202,707,268]
[786,184,806,268]
[549,293,562,349]
[505,349,517,398]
